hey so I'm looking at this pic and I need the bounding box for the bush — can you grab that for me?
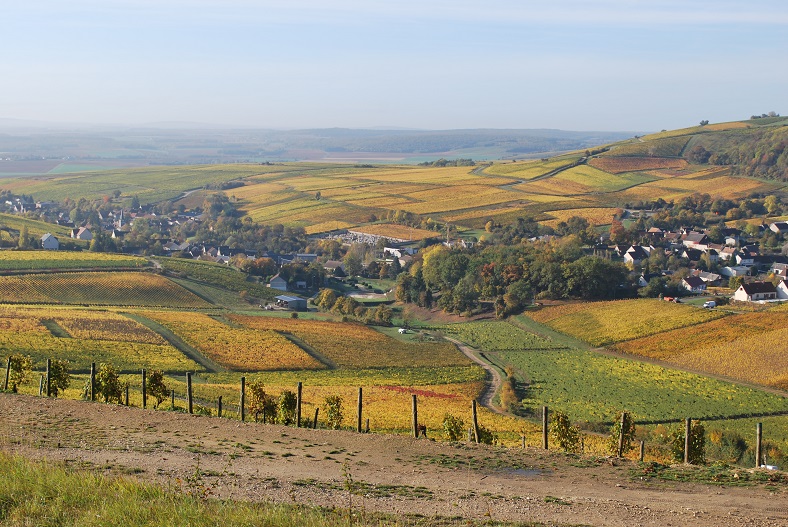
[442,413,465,441]
[278,390,297,425]
[147,370,168,408]
[6,354,33,393]
[94,363,123,403]
[477,423,497,445]
[48,359,71,397]
[324,395,344,430]
[608,411,636,456]
[247,380,269,422]
[670,420,706,464]
[550,410,580,452]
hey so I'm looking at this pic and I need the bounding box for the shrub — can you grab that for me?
[278,390,297,425]
[147,370,168,408]
[95,363,123,403]
[324,395,344,430]
[670,420,706,464]
[6,354,33,393]
[442,413,465,441]
[248,380,277,423]
[550,410,580,452]
[48,359,71,397]
[477,423,497,445]
[608,411,636,456]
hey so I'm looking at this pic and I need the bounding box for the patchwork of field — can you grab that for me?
[588,157,688,174]
[483,156,582,180]
[349,224,439,241]
[541,207,620,228]
[612,311,788,390]
[0,213,77,240]
[526,299,726,347]
[0,250,146,271]
[0,272,210,307]
[0,306,201,372]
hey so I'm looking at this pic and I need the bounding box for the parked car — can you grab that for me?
[703,301,716,308]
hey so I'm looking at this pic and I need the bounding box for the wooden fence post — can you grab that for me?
[639,440,645,462]
[38,375,44,396]
[356,387,363,433]
[684,418,692,464]
[217,396,223,418]
[472,400,480,444]
[240,376,246,422]
[124,385,129,406]
[296,382,302,428]
[411,395,418,438]
[187,372,193,414]
[141,369,147,409]
[365,418,370,434]
[313,407,319,429]
[617,412,627,457]
[542,406,549,450]
[170,389,175,410]
[755,422,763,468]
[90,362,96,401]
[45,358,51,398]
[3,356,10,391]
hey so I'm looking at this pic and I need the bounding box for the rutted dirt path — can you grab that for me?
[2,394,786,527]
[444,336,505,415]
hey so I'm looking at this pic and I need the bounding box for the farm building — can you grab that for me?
[40,233,59,250]
[733,281,777,302]
[275,295,307,311]
[268,274,288,291]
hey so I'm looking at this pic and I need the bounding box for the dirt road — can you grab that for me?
[2,394,786,526]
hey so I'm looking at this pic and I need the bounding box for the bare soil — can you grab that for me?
[2,393,787,527]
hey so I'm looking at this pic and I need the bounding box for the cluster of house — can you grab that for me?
[616,224,788,303]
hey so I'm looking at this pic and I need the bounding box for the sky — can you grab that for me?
[2,0,787,132]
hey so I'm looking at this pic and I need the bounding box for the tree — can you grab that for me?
[324,395,344,429]
[699,120,709,126]
[6,354,33,393]
[17,225,29,250]
[48,359,71,397]
[131,195,141,209]
[147,370,168,408]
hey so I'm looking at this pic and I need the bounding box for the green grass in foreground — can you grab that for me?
[0,452,550,527]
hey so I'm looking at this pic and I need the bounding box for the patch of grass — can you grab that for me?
[632,461,788,487]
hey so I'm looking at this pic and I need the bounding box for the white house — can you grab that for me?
[40,233,59,250]
[681,275,707,293]
[268,274,288,292]
[71,227,92,241]
[777,280,788,300]
[733,281,778,302]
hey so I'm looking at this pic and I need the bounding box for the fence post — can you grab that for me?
[186,372,193,414]
[365,418,370,433]
[141,369,147,409]
[684,418,692,464]
[90,362,96,401]
[639,440,645,462]
[412,395,418,438]
[125,385,129,406]
[38,375,44,396]
[313,407,319,429]
[542,406,549,450]
[240,376,246,422]
[170,389,175,410]
[296,381,302,428]
[472,400,480,444]
[45,358,51,398]
[617,412,627,457]
[3,356,10,391]
[755,423,763,468]
[217,395,223,418]
[357,387,363,433]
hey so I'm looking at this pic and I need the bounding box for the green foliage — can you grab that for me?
[147,370,168,408]
[95,363,123,403]
[608,411,637,455]
[670,420,706,464]
[6,354,33,393]
[549,410,580,452]
[247,380,276,422]
[277,390,297,425]
[441,413,465,441]
[476,423,497,445]
[47,358,71,397]
[324,395,344,430]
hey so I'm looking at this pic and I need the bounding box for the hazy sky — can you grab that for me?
[3,0,786,131]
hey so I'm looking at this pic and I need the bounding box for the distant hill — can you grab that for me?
[596,116,788,182]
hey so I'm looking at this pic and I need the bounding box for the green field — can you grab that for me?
[440,320,567,350]
[158,257,278,301]
[0,250,147,271]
